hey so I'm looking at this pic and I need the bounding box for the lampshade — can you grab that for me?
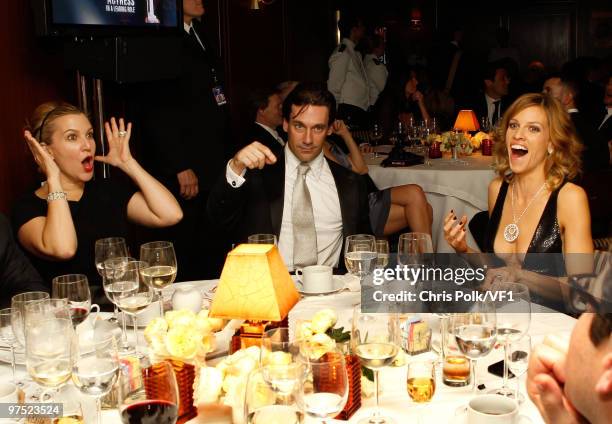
[210,244,299,321]
[454,110,480,132]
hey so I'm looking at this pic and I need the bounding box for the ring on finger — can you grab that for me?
[118,130,127,137]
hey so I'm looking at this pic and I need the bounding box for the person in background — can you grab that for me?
[244,87,285,158]
[323,119,433,237]
[328,13,370,129]
[542,73,564,100]
[12,102,182,301]
[207,83,371,270]
[0,213,47,309]
[277,81,299,103]
[597,75,612,164]
[464,60,511,128]
[397,67,431,126]
[139,0,231,280]
[364,35,388,110]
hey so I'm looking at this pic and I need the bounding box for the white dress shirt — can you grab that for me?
[226,145,343,270]
[600,107,612,130]
[255,122,285,147]
[485,93,501,124]
[184,21,206,52]
[328,38,370,111]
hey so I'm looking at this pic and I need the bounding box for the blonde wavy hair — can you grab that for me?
[25,101,86,146]
[493,93,582,191]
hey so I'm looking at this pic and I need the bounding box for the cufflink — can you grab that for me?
[231,181,236,187]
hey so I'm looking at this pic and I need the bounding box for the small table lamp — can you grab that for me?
[210,244,300,353]
[454,110,480,133]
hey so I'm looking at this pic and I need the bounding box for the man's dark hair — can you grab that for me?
[338,13,363,39]
[590,313,612,346]
[282,82,336,124]
[483,60,506,84]
[560,77,583,106]
[247,87,278,121]
[544,72,562,81]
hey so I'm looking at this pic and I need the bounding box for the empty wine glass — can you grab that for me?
[0,308,20,385]
[72,333,119,424]
[397,232,433,274]
[489,281,530,398]
[95,237,128,277]
[246,365,303,423]
[371,123,383,158]
[344,234,376,286]
[248,234,278,245]
[407,359,436,424]
[118,359,179,424]
[450,300,497,393]
[352,306,400,424]
[297,348,348,423]
[52,274,95,327]
[507,335,531,403]
[103,258,137,355]
[140,241,177,317]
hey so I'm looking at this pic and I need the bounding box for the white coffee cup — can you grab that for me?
[467,394,529,424]
[0,382,18,403]
[295,265,334,293]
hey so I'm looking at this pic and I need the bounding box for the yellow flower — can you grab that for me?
[144,317,168,344]
[296,320,314,339]
[262,351,292,366]
[470,131,489,148]
[165,309,196,329]
[165,326,198,360]
[302,333,336,360]
[311,309,338,334]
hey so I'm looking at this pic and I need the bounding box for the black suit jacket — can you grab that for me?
[570,111,609,172]
[599,115,612,144]
[0,213,47,308]
[207,155,372,265]
[140,19,230,192]
[466,93,508,125]
[244,123,285,159]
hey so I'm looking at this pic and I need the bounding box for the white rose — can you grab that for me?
[303,333,336,360]
[310,309,338,334]
[194,367,223,404]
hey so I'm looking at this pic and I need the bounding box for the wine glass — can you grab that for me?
[111,261,154,357]
[0,308,20,385]
[95,237,128,277]
[118,359,179,424]
[449,300,497,393]
[508,335,531,403]
[407,359,436,424]
[72,333,119,424]
[52,274,94,327]
[140,241,177,317]
[344,234,376,285]
[397,232,433,272]
[375,239,390,270]
[25,317,75,401]
[245,365,304,423]
[352,306,400,424]
[248,234,278,245]
[489,281,530,398]
[11,291,51,348]
[23,298,71,327]
[371,123,383,158]
[296,349,348,423]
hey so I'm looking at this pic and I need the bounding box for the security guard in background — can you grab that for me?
[327,14,369,129]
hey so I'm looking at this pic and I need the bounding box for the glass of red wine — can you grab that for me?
[52,274,99,328]
[119,359,179,424]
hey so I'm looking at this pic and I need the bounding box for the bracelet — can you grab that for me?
[46,191,67,202]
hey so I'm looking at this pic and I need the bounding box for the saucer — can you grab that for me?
[293,276,345,296]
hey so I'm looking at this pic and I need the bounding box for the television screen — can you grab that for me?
[49,0,179,31]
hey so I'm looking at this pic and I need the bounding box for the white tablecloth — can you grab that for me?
[1,280,576,424]
[366,150,496,253]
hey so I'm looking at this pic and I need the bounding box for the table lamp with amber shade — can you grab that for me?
[454,110,480,133]
[209,243,300,353]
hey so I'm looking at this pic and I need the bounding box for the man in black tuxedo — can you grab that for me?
[0,213,47,308]
[207,83,371,271]
[139,0,230,279]
[244,88,285,158]
[464,61,510,127]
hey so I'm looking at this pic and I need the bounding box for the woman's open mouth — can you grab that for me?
[510,144,528,161]
[81,156,94,172]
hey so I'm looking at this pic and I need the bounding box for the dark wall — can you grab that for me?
[0,2,72,214]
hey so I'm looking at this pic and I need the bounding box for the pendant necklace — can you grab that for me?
[504,182,546,243]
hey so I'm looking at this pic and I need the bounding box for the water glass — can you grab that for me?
[344,234,376,281]
[247,234,278,245]
[507,335,531,403]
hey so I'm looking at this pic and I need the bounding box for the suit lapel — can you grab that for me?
[327,159,357,237]
[263,154,286,237]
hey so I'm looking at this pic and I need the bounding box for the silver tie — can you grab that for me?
[292,163,318,267]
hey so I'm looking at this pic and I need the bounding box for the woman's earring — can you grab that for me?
[547,146,553,155]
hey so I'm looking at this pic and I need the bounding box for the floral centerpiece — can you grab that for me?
[470,131,491,150]
[144,309,223,420]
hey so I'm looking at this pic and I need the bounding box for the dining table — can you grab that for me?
[0,278,576,424]
[365,147,496,253]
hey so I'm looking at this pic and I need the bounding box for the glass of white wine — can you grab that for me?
[351,306,400,424]
[25,317,75,401]
[72,334,119,424]
[450,300,497,393]
[140,241,177,317]
[407,359,436,424]
[375,239,390,270]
